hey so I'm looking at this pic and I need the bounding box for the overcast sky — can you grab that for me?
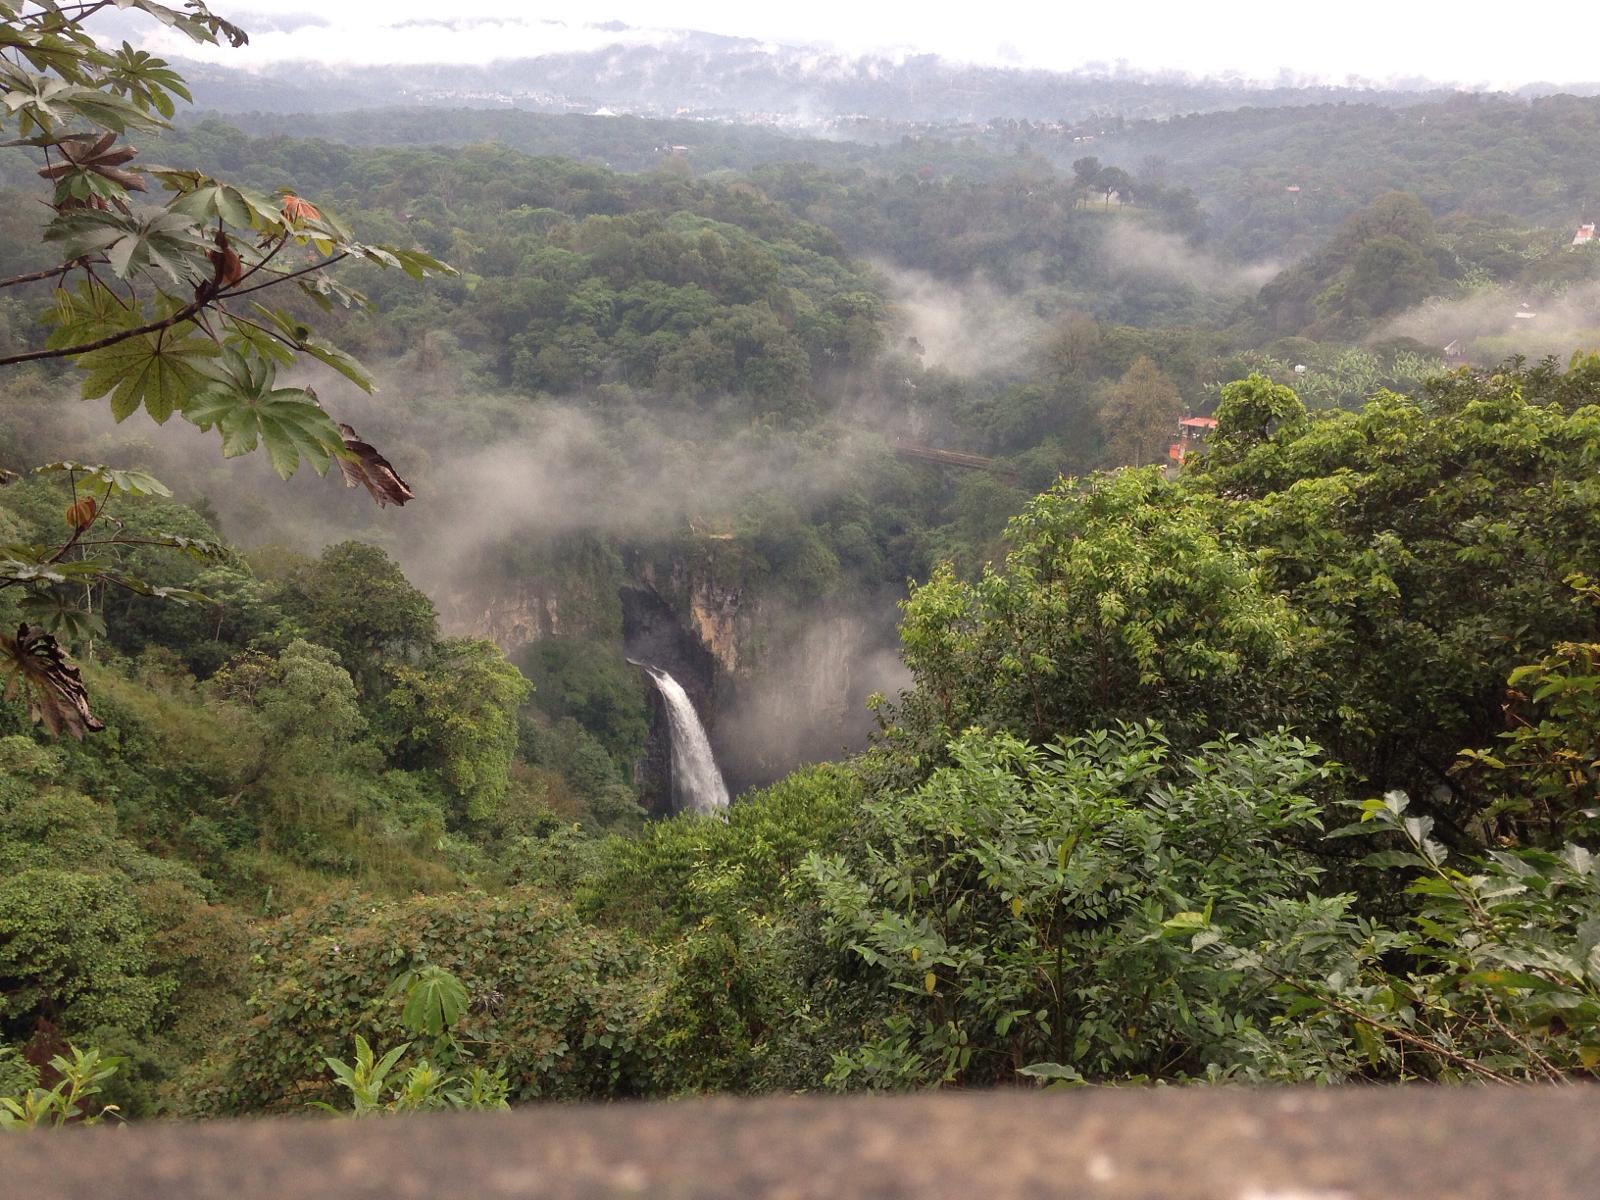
[124,2,1597,90]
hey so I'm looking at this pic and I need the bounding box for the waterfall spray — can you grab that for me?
[638,664,730,816]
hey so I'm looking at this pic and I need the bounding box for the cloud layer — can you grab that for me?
[110,1,1600,91]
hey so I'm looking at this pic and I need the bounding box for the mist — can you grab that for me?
[128,2,1598,92]
[12,365,888,570]
[6,362,920,787]
[1382,282,1600,362]
[715,593,910,789]
[1098,222,1280,295]
[874,262,1049,376]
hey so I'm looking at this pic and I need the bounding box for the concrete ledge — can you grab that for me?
[2,1087,1595,1199]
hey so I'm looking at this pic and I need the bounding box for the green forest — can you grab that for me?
[1,3,1598,1126]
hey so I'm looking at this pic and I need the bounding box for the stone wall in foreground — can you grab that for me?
[1,1087,1595,1200]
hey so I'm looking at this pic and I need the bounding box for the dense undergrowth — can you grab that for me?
[3,7,1600,1118]
[4,358,1598,1117]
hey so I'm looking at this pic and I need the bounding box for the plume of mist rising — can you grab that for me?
[874,233,1280,388]
[1098,222,1280,294]
[6,360,930,785]
[716,596,910,786]
[1382,281,1600,361]
[8,368,913,658]
[874,261,1048,376]
[11,364,892,584]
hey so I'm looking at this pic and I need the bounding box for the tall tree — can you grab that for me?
[1098,356,1182,467]
[1070,155,1101,206]
[1093,166,1134,207]
[277,542,438,698]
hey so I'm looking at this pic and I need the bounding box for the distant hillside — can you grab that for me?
[177,25,1443,127]
[174,108,1021,180]
[1101,93,1600,256]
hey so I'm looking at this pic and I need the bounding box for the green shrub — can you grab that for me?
[804,725,1335,1087]
[0,870,167,1040]
[194,888,660,1114]
[1193,791,1600,1083]
[582,762,862,936]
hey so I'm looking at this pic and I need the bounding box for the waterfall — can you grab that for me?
[640,665,730,816]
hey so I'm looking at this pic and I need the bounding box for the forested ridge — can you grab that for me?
[2,3,1599,1126]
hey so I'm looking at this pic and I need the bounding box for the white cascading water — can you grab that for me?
[641,665,730,816]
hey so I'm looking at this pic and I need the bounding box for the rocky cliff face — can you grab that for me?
[715,605,909,792]
[630,553,753,678]
[441,545,907,800]
[439,583,566,649]
[688,577,743,676]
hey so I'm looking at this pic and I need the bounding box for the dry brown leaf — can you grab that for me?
[0,624,105,739]
[64,496,97,530]
[337,423,414,508]
[207,230,244,288]
[39,132,147,192]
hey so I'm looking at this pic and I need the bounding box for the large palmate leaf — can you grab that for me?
[0,551,129,587]
[103,44,191,119]
[0,21,100,85]
[72,313,217,422]
[250,305,375,391]
[31,461,172,497]
[17,592,106,643]
[152,171,363,247]
[182,348,344,479]
[37,131,145,208]
[347,242,457,282]
[297,272,369,311]
[299,335,373,389]
[0,65,160,136]
[119,0,249,50]
[45,204,212,283]
[169,179,282,232]
[393,966,469,1037]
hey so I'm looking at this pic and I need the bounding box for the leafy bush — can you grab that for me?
[896,469,1302,754]
[319,967,509,1116]
[0,869,167,1040]
[1459,575,1600,842]
[582,762,863,936]
[1194,792,1600,1084]
[1190,364,1600,832]
[194,888,659,1114]
[803,725,1336,1087]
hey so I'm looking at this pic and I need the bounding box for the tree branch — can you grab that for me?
[0,296,205,366]
[225,251,349,299]
[0,244,353,366]
[31,1,118,31]
[230,231,291,290]
[215,306,301,351]
[0,260,85,290]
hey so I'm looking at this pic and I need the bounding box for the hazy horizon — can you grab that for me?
[105,1,1600,94]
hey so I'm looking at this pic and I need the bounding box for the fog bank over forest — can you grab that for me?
[1383,281,1600,362]
[18,365,893,585]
